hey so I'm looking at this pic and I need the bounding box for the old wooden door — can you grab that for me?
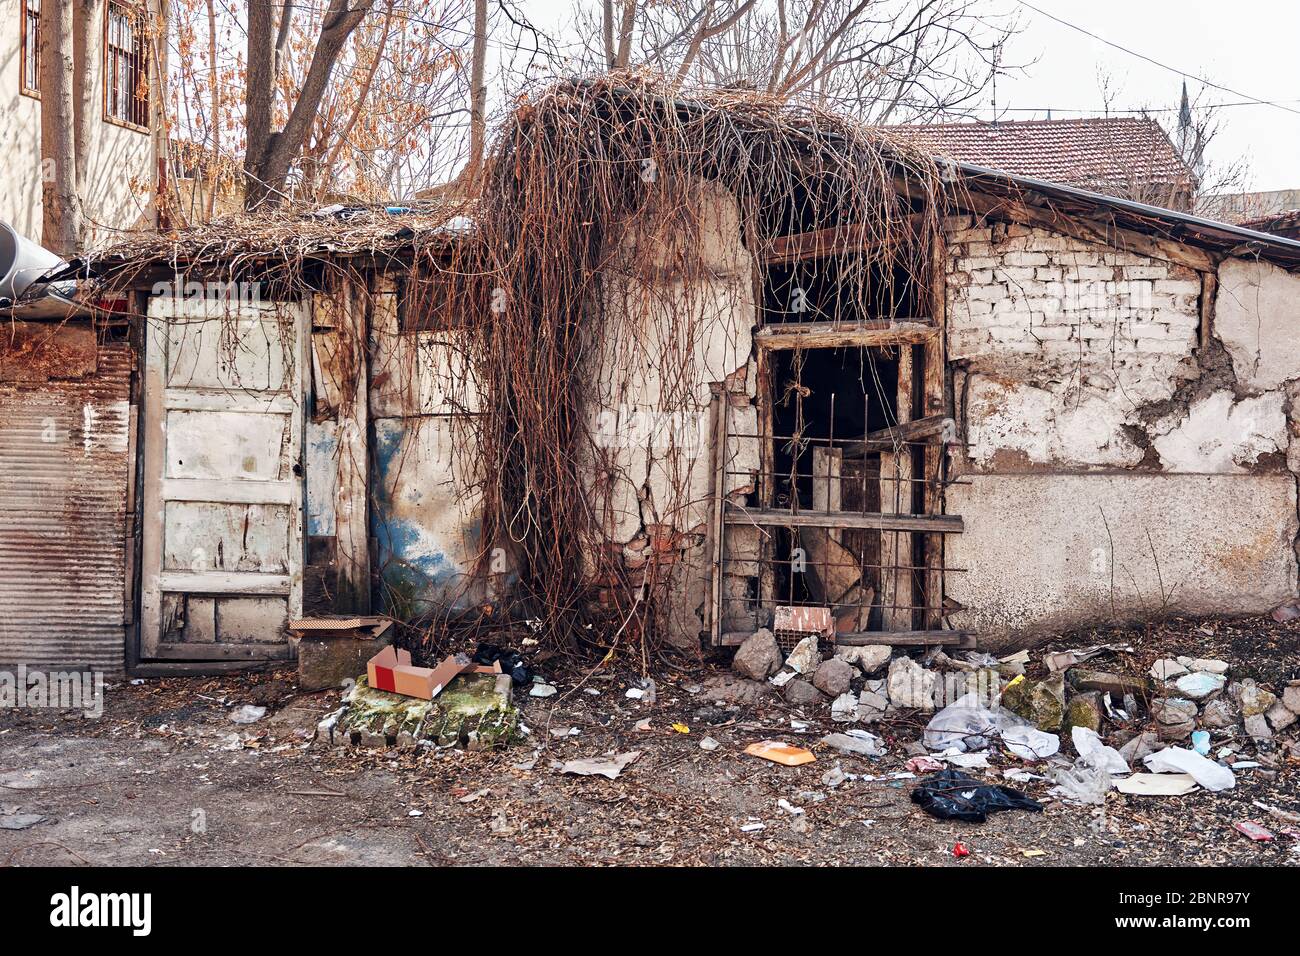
[139,295,306,661]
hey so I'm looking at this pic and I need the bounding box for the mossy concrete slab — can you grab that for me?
[334,672,520,750]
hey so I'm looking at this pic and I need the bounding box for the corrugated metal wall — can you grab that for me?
[0,343,134,676]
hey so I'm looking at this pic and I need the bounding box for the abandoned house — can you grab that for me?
[5,76,1300,678]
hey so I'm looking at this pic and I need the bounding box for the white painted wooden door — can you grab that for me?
[140,296,306,661]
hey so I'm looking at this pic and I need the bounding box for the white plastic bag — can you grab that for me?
[923,692,1028,752]
[1143,747,1235,792]
[1071,726,1129,775]
[1002,725,1061,761]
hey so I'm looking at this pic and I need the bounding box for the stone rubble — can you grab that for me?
[725,624,1300,771]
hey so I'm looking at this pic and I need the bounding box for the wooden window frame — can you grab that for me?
[104,0,150,133]
[19,0,40,98]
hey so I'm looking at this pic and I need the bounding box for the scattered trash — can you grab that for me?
[777,798,804,815]
[549,726,580,738]
[1144,747,1235,792]
[634,718,652,732]
[1043,642,1132,673]
[1191,730,1211,756]
[911,768,1044,823]
[1233,820,1275,842]
[529,683,557,698]
[1115,773,1198,796]
[1002,725,1061,761]
[952,842,970,858]
[625,687,646,700]
[924,692,1034,753]
[1253,800,1300,826]
[1049,761,1112,805]
[939,750,991,770]
[408,808,424,817]
[821,729,886,757]
[822,764,851,787]
[739,822,765,833]
[229,705,267,725]
[699,736,720,752]
[906,755,944,773]
[671,722,690,734]
[830,692,858,722]
[1071,726,1129,775]
[745,740,816,766]
[1021,848,1047,858]
[559,751,642,779]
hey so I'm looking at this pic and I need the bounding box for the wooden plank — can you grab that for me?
[924,236,949,630]
[150,642,296,661]
[335,279,371,613]
[726,505,962,534]
[842,415,955,457]
[756,320,938,350]
[880,345,914,631]
[157,572,292,595]
[162,478,294,505]
[836,630,975,648]
[139,309,168,658]
[708,395,728,646]
[164,389,295,413]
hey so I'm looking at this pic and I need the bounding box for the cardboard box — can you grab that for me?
[366,646,411,693]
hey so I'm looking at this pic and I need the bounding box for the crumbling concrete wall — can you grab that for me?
[945,215,1300,636]
[590,180,758,652]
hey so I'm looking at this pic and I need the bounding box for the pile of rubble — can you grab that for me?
[728,627,1300,774]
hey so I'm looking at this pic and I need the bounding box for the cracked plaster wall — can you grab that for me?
[946,217,1300,637]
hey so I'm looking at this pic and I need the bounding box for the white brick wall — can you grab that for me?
[945,218,1201,367]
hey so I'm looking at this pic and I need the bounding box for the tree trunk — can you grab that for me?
[244,0,374,209]
[73,0,102,202]
[40,0,82,254]
[464,0,488,187]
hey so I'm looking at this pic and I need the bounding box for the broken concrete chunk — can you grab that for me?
[829,692,859,723]
[732,628,782,681]
[1239,685,1277,717]
[886,655,936,712]
[1283,684,1300,714]
[834,644,891,674]
[784,636,821,675]
[1150,658,1189,681]
[1066,693,1102,733]
[1265,702,1296,732]
[1068,669,1148,698]
[1001,674,1064,731]
[1200,698,1238,729]
[856,690,889,723]
[812,658,854,697]
[1174,671,1226,700]
[1118,731,1160,764]
[783,678,824,709]
[1244,714,1272,741]
[1176,656,1230,675]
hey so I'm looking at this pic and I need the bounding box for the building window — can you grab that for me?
[20,0,39,96]
[105,2,149,130]
[395,270,466,332]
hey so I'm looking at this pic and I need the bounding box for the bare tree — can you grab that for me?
[243,0,376,208]
[40,0,83,255]
[465,0,489,185]
[573,0,1015,123]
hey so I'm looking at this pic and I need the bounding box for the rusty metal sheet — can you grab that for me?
[0,342,132,676]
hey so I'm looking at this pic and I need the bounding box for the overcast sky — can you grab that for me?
[514,0,1300,194]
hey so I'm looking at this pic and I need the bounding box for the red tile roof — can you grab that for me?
[884,116,1193,197]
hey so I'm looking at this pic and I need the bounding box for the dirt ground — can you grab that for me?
[2,615,1298,867]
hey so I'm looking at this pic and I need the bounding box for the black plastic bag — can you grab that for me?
[910,768,1044,823]
[472,642,533,686]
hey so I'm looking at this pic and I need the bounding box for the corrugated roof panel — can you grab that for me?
[0,345,133,676]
